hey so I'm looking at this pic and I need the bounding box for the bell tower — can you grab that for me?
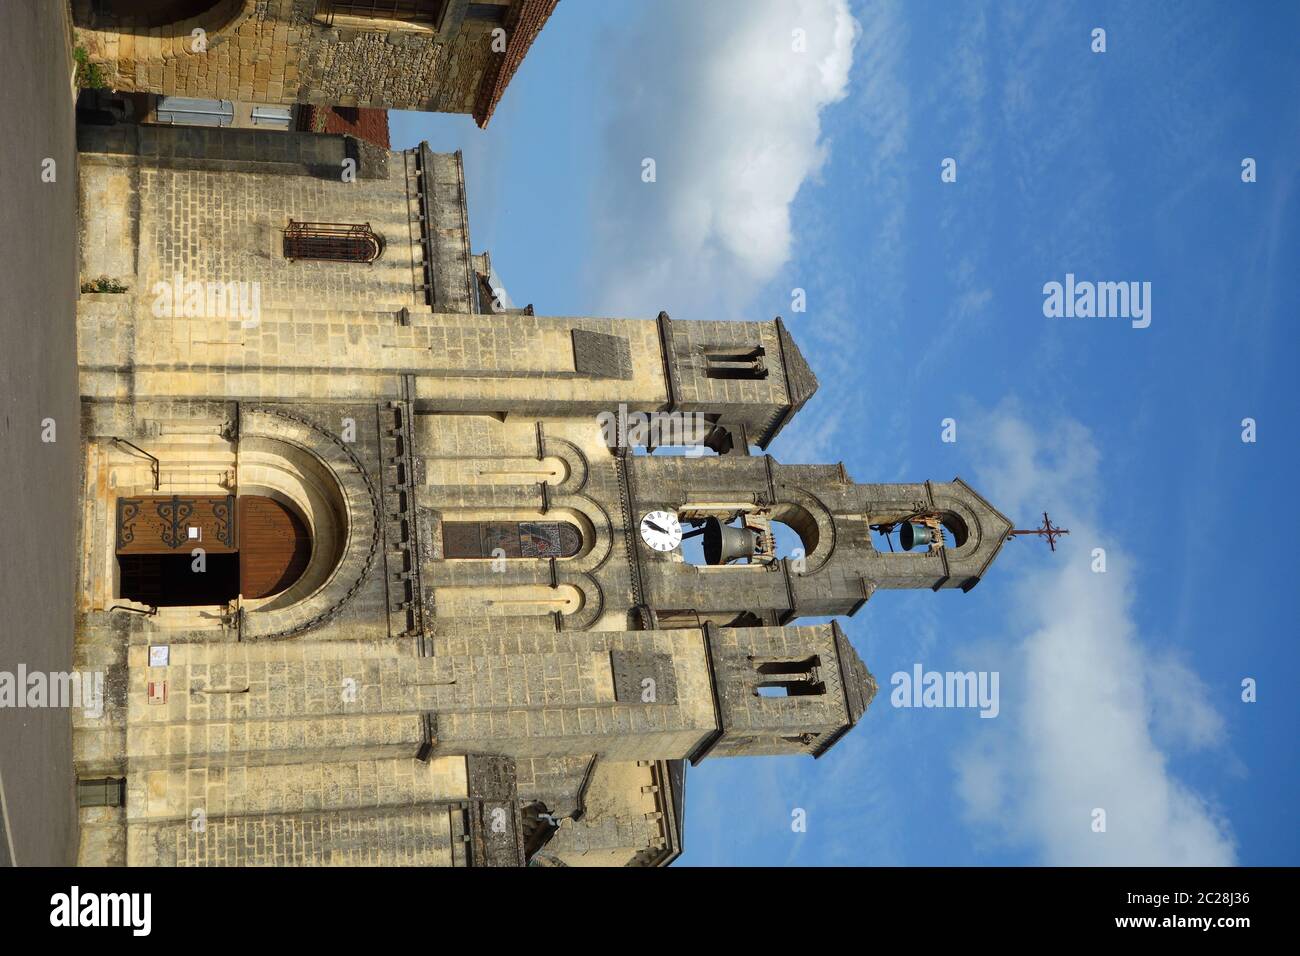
[689,621,876,761]
[626,453,1015,627]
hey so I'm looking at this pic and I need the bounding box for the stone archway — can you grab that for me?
[91,1,229,27]
[235,408,381,639]
[74,0,257,62]
[101,409,379,632]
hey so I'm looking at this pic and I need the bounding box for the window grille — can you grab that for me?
[317,0,447,26]
[77,777,126,809]
[283,221,383,263]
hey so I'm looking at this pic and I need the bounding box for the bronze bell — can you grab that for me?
[703,517,760,565]
[900,522,934,551]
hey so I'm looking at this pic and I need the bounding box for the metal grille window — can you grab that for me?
[318,0,447,25]
[283,221,383,263]
[77,777,126,808]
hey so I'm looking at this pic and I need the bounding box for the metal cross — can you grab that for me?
[1006,512,1070,551]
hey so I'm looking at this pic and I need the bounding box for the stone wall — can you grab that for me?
[71,0,523,115]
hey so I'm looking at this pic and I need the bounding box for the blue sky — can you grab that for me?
[393,0,1300,865]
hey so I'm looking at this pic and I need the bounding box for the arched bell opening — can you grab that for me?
[870,509,972,554]
[940,512,970,549]
[769,502,822,567]
[679,515,767,567]
[680,503,822,569]
[616,411,732,458]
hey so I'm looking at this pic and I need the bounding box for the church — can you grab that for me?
[70,118,1016,866]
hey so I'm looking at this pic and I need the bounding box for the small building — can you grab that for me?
[71,0,558,124]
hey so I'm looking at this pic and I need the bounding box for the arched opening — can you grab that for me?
[90,0,227,26]
[234,433,351,615]
[754,656,826,698]
[869,510,970,552]
[941,512,970,549]
[115,493,314,605]
[616,411,722,456]
[679,505,820,568]
[80,0,249,33]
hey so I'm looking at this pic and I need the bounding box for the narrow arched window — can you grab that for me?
[754,655,826,697]
[283,221,383,263]
[442,520,582,559]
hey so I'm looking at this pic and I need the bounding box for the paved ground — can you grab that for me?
[0,0,81,866]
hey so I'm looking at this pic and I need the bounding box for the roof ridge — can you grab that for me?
[473,0,560,128]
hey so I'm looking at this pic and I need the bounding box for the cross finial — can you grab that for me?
[1006,512,1070,551]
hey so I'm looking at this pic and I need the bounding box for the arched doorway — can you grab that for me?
[91,0,229,28]
[115,493,312,606]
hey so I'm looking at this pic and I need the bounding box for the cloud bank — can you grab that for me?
[590,0,858,316]
[956,402,1235,865]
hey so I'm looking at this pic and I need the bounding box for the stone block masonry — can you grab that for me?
[71,0,558,124]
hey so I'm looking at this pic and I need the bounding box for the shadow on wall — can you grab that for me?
[75,0,252,38]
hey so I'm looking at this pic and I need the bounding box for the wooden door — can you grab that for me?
[237,496,311,599]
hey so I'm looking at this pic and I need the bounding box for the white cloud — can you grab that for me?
[590,0,858,316]
[1146,650,1228,753]
[954,401,1235,865]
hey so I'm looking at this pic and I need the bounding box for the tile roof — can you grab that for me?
[300,105,391,149]
[473,0,559,128]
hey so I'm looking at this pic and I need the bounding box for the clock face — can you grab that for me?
[639,510,683,552]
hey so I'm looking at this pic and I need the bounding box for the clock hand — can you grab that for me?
[645,520,669,536]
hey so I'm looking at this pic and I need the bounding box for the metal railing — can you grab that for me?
[111,437,160,490]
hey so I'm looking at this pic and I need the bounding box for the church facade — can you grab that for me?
[71,120,1015,866]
